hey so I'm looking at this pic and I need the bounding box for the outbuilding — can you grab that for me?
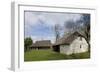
[30,40,52,50]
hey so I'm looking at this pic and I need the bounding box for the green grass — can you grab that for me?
[69,51,90,59]
[24,49,90,62]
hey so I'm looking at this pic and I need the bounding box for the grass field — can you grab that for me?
[24,49,90,62]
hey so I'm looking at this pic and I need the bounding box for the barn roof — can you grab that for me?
[30,40,52,47]
[55,31,83,45]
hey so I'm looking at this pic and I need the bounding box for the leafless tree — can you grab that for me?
[54,24,61,42]
[78,14,90,51]
[64,14,90,51]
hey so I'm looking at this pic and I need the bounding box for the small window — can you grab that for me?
[80,37,82,41]
[80,45,81,48]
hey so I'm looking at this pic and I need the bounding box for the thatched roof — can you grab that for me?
[55,31,83,45]
[30,40,52,47]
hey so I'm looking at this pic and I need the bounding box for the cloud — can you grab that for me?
[25,12,38,26]
[24,11,82,42]
[42,13,82,26]
[25,11,82,27]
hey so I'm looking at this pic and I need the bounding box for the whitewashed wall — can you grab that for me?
[60,45,71,55]
[70,37,88,54]
[60,37,88,55]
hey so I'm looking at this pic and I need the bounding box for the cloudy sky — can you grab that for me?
[24,11,82,43]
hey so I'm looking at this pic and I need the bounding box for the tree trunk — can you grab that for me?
[87,41,90,52]
[84,38,90,52]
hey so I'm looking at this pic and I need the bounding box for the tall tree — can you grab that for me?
[24,37,33,51]
[64,14,90,51]
[78,14,90,51]
[54,24,61,42]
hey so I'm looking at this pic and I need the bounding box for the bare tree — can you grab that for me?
[64,14,90,51]
[78,14,90,51]
[54,24,61,42]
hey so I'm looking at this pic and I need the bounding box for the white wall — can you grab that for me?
[70,37,88,54]
[60,45,71,55]
[60,37,88,55]
[0,0,100,73]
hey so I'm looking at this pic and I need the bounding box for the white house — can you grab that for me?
[53,32,88,55]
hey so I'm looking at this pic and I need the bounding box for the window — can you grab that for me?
[80,37,82,41]
[80,45,81,48]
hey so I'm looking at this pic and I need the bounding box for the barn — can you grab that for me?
[30,40,52,50]
[53,32,88,55]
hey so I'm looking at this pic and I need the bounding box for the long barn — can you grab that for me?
[30,40,52,50]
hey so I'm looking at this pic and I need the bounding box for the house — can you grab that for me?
[30,40,52,50]
[53,32,88,55]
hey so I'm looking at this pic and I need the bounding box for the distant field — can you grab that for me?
[24,49,90,61]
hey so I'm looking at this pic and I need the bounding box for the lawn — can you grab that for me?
[24,49,90,61]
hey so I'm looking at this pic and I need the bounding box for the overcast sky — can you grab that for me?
[24,11,82,43]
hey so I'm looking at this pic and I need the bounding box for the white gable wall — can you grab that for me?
[70,37,88,54]
[60,37,88,55]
